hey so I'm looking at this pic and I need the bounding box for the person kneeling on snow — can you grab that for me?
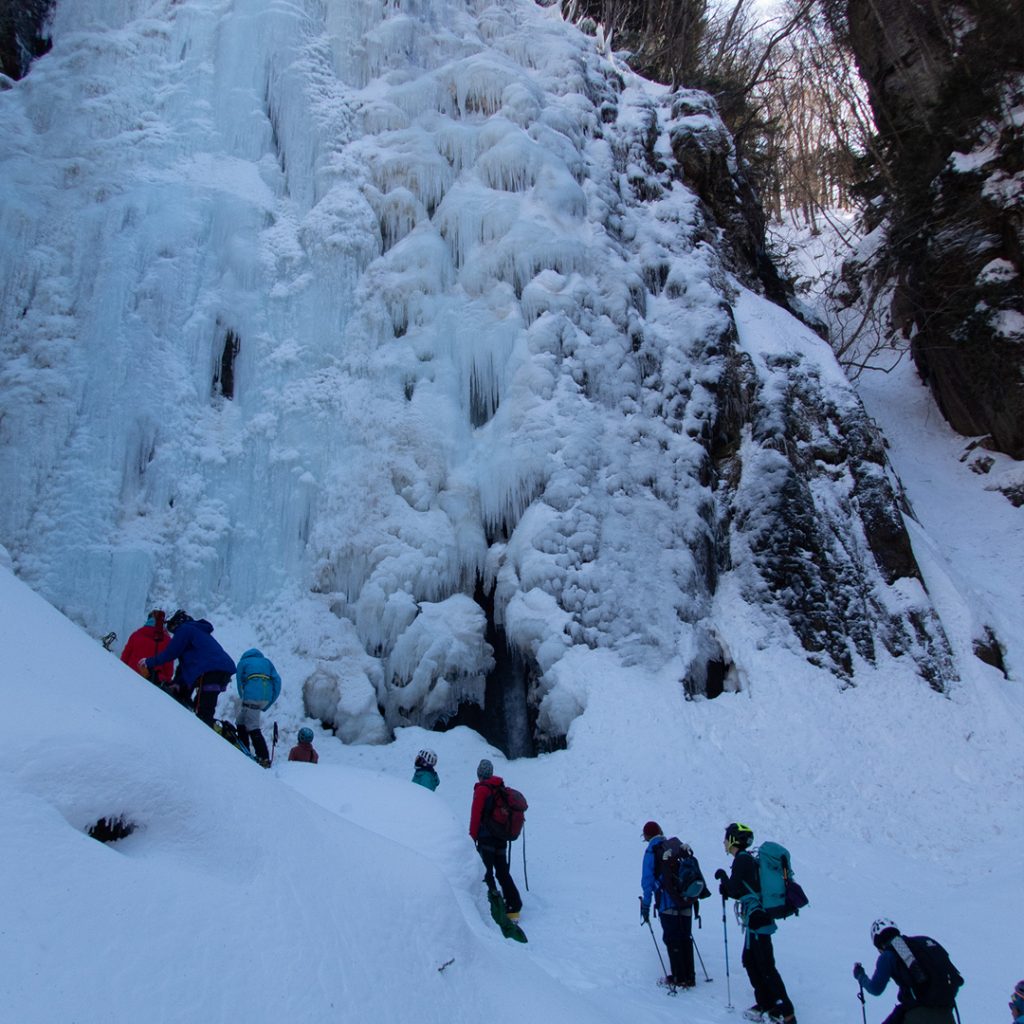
[234,648,281,766]
[853,919,963,1024]
[288,727,318,763]
[140,610,235,728]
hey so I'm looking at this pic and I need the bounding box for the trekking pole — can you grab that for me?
[270,722,279,765]
[721,895,733,1009]
[692,934,712,982]
[521,830,529,891]
[857,980,867,1024]
[641,900,676,994]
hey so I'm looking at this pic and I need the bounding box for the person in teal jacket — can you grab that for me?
[234,648,281,765]
[412,749,439,790]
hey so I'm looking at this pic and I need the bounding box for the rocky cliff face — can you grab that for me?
[843,0,1024,459]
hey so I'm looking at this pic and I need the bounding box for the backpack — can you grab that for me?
[655,838,712,911]
[755,841,809,920]
[892,935,964,1008]
[485,784,528,840]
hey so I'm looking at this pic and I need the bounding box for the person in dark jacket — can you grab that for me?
[412,749,439,790]
[715,822,796,1024]
[120,610,173,687]
[1010,979,1024,1024]
[288,727,319,763]
[640,820,696,988]
[853,919,959,1024]
[140,609,235,727]
[469,758,522,920]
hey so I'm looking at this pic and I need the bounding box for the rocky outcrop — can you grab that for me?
[843,0,1024,458]
[0,0,53,81]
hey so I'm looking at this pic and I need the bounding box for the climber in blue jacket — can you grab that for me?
[142,610,235,727]
[234,647,282,765]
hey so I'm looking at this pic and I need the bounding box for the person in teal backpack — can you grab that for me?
[412,749,439,790]
[715,822,796,1024]
[234,648,281,766]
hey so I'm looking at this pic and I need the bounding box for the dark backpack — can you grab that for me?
[892,935,964,1008]
[485,784,528,840]
[655,838,712,911]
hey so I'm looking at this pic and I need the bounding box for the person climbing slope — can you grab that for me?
[234,647,281,766]
[120,610,173,688]
[140,609,235,728]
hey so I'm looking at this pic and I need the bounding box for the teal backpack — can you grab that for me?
[754,841,809,920]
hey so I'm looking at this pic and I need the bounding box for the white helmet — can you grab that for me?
[416,749,437,767]
[871,918,898,945]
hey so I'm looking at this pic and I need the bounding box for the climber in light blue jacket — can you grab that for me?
[235,648,282,765]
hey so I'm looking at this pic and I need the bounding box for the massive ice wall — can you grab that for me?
[0,0,952,751]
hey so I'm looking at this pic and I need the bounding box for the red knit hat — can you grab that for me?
[642,821,662,840]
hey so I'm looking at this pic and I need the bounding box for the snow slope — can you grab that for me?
[0,546,1020,1023]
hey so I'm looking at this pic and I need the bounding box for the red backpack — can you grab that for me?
[486,784,528,840]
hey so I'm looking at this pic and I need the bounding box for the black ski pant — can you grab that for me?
[238,725,270,762]
[476,839,522,914]
[659,909,695,986]
[193,671,231,727]
[742,931,794,1018]
[882,1007,955,1024]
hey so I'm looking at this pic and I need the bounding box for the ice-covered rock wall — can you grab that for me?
[0,0,952,751]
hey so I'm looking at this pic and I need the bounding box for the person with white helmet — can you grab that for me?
[412,749,439,790]
[1009,979,1024,1023]
[853,918,963,1024]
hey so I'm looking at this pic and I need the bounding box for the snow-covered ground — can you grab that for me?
[1,390,1020,1024]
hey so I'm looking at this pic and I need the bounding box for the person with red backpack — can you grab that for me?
[469,758,523,922]
[120,611,173,688]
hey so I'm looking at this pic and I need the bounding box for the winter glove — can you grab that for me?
[137,659,149,673]
[640,903,650,925]
[853,963,864,981]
